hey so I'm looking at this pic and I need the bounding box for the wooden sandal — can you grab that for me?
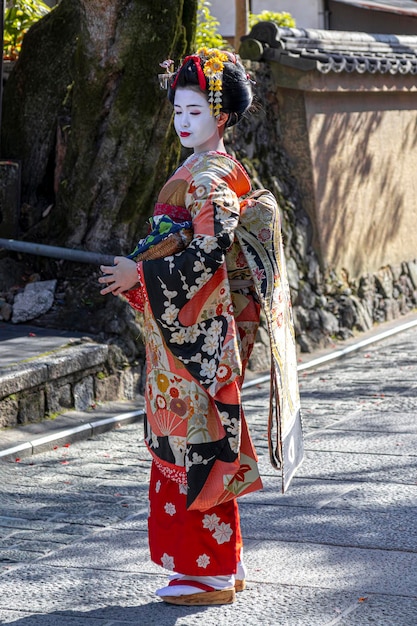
[159,579,236,606]
[235,578,246,592]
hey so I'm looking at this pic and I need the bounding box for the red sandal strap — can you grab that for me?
[168,579,215,592]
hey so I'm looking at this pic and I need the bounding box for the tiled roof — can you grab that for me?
[240,23,417,75]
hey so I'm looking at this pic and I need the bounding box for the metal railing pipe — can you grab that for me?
[0,238,115,266]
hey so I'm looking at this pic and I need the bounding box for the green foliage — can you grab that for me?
[3,0,51,60]
[196,0,228,50]
[249,10,296,29]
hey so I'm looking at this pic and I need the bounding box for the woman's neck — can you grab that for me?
[194,137,226,154]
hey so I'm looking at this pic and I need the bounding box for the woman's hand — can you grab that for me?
[99,256,139,296]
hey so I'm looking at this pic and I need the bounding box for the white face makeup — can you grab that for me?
[173,87,221,153]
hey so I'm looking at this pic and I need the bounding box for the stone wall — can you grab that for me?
[0,340,143,429]
[228,61,417,355]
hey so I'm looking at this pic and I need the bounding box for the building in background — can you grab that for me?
[210,1,326,35]
[211,0,417,37]
[328,1,417,34]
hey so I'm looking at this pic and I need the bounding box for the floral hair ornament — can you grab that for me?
[198,47,229,117]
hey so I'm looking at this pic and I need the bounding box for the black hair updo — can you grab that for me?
[168,50,253,127]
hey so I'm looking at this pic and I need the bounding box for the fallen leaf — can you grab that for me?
[358,597,368,602]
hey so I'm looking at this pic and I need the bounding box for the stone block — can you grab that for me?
[120,365,142,400]
[248,341,271,371]
[18,390,45,425]
[407,260,417,288]
[0,301,12,321]
[45,382,73,415]
[0,395,18,428]
[318,309,339,334]
[0,363,48,398]
[285,256,299,290]
[94,373,121,403]
[296,282,316,309]
[46,344,108,380]
[375,266,394,298]
[73,376,94,411]
[292,305,309,334]
[12,280,57,323]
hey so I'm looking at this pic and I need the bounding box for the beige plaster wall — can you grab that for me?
[305,91,417,278]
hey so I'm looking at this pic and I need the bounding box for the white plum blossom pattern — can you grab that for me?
[200,358,217,379]
[195,270,212,288]
[202,513,220,531]
[161,304,179,325]
[164,502,176,516]
[186,451,215,472]
[196,235,218,253]
[171,328,187,344]
[213,522,233,544]
[193,259,205,272]
[219,411,231,426]
[185,326,201,342]
[161,553,175,570]
[202,513,233,545]
[196,554,211,568]
[202,333,219,356]
[211,320,223,334]
[155,480,161,493]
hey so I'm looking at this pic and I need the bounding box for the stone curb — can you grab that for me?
[1,312,417,464]
[0,407,145,462]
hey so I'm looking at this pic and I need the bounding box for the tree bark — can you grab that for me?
[1,0,197,256]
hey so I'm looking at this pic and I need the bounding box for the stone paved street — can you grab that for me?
[0,324,416,624]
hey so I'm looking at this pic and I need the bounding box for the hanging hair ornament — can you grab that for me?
[197,47,228,117]
[168,48,230,117]
[158,59,174,90]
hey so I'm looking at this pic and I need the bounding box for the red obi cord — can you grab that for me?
[153,202,192,222]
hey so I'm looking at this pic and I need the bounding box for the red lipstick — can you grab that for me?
[180,132,191,138]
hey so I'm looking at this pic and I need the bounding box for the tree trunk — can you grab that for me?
[1,0,197,256]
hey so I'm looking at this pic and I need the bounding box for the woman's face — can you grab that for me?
[173,87,221,153]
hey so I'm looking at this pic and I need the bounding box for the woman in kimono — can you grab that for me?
[99,48,302,606]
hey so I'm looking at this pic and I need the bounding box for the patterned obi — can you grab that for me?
[127,203,193,261]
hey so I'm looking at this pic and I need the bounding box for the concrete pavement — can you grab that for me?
[0,320,416,624]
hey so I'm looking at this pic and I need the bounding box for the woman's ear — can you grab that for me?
[216,112,229,129]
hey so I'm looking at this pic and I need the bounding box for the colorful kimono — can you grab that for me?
[124,151,303,577]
